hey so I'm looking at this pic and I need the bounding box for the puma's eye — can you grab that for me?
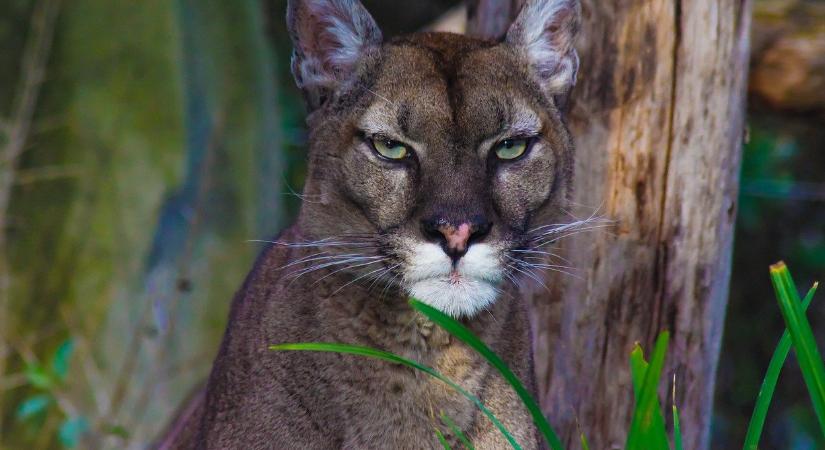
[494,138,529,160]
[370,138,409,160]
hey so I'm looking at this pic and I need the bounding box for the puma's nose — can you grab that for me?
[441,223,473,254]
[422,218,492,263]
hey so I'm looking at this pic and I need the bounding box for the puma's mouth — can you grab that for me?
[401,242,504,318]
[407,278,500,318]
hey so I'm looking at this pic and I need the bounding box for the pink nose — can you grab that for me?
[422,217,493,262]
[438,223,473,254]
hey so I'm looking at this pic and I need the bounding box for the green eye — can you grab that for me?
[371,138,409,160]
[494,138,529,160]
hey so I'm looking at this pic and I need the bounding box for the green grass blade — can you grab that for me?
[575,417,590,450]
[628,343,668,450]
[672,377,684,450]
[744,280,819,450]
[629,344,647,395]
[580,432,591,450]
[410,299,564,450]
[625,332,670,450]
[435,428,452,449]
[270,342,520,449]
[770,262,825,438]
[672,404,683,450]
[441,412,475,450]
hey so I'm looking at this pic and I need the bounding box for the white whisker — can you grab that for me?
[366,264,399,292]
[380,270,402,300]
[507,263,549,291]
[309,258,387,286]
[509,256,583,281]
[532,224,614,247]
[511,248,573,265]
[365,87,398,108]
[530,220,612,239]
[288,256,383,280]
[331,265,393,296]
[250,240,376,249]
[277,252,369,271]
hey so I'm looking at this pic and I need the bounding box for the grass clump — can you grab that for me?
[270,262,822,450]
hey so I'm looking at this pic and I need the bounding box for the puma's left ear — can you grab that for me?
[287,0,383,111]
[506,0,580,102]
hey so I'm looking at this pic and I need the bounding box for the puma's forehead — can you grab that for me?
[356,32,551,149]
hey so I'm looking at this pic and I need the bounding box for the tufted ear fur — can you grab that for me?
[506,0,580,106]
[287,0,383,111]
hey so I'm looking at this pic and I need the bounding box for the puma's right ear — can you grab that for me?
[287,0,383,111]
[506,0,580,103]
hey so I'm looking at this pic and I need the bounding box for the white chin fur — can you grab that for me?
[402,242,503,318]
[409,279,499,318]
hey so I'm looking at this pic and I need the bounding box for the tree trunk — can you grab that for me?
[466,1,752,449]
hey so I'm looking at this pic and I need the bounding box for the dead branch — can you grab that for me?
[14,164,84,185]
[0,0,62,416]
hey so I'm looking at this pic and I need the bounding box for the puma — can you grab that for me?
[156,0,582,448]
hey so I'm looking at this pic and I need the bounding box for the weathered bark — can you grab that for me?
[467,1,751,449]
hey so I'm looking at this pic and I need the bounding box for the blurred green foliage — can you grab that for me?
[714,112,825,449]
[0,0,303,447]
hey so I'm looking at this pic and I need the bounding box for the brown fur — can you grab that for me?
[155,1,580,448]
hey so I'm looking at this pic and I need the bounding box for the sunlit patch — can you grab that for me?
[401,242,504,318]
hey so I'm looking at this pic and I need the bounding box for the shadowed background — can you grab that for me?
[0,0,822,448]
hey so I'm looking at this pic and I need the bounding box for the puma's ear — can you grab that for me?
[287,0,383,110]
[506,0,580,102]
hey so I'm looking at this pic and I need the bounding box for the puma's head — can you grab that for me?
[287,0,581,317]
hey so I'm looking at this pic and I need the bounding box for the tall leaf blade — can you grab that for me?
[625,332,670,450]
[672,376,684,450]
[672,404,683,450]
[441,412,475,450]
[409,299,564,450]
[628,343,668,450]
[770,262,825,438]
[270,342,520,449]
[744,281,818,450]
[435,428,452,450]
[580,433,591,450]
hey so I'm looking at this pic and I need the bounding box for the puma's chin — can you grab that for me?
[408,278,499,318]
[402,242,504,318]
